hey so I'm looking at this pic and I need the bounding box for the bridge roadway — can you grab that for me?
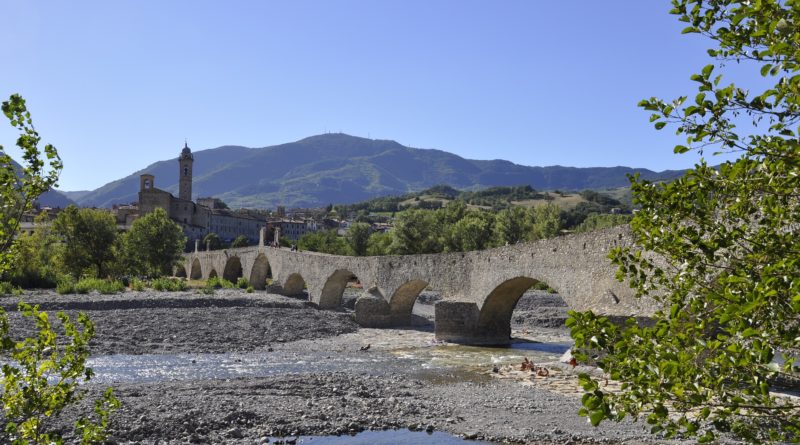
[177,226,656,345]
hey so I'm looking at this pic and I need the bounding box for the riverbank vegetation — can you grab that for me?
[568,1,800,443]
[3,206,186,291]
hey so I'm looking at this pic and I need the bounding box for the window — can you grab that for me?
[184,166,189,176]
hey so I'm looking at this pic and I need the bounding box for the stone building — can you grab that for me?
[138,142,264,247]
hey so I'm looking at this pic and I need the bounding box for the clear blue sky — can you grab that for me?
[0,1,760,192]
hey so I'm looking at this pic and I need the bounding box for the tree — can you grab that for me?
[202,232,223,251]
[346,222,371,256]
[493,206,532,245]
[444,210,494,252]
[366,231,393,256]
[121,208,186,278]
[528,203,561,240]
[8,211,62,288]
[0,94,62,277]
[390,208,442,254]
[568,2,800,443]
[52,206,118,279]
[230,235,249,248]
[0,303,119,444]
[297,230,349,255]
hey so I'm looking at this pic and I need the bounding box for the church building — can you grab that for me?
[138,143,263,247]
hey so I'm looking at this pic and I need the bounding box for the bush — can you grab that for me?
[70,278,125,295]
[130,278,145,291]
[151,277,187,292]
[199,285,215,295]
[236,277,249,289]
[245,286,254,294]
[0,281,22,296]
[206,276,234,289]
[56,276,76,295]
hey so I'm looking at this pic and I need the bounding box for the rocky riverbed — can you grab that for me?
[0,289,674,444]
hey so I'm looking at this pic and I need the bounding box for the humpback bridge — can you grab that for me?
[178,226,655,344]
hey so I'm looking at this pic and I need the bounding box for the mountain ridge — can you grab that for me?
[68,133,684,209]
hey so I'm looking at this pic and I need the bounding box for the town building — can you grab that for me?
[137,142,264,247]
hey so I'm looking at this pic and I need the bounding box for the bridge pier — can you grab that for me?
[434,301,509,345]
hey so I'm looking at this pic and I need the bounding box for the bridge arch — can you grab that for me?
[190,258,202,280]
[249,254,271,290]
[319,269,358,309]
[208,268,218,279]
[175,265,187,278]
[389,279,429,325]
[477,276,548,344]
[223,256,243,282]
[283,273,307,297]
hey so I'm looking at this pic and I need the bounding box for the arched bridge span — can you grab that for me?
[179,226,654,344]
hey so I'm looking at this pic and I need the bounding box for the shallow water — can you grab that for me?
[266,430,491,444]
[86,341,572,385]
[86,350,402,384]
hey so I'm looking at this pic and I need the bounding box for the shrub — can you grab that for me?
[245,286,254,294]
[236,277,249,289]
[71,278,125,295]
[207,276,234,289]
[0,281,22,296]
[151,277,187,292]
[56,277,76,295]
[199,285,215,295]
[130,278,145,292]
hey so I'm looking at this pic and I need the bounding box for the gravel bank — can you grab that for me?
[0,289,674,444]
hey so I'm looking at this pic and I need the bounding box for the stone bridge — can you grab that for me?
[177,226,655,345]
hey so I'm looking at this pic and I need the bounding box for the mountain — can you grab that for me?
[6,157,77,208]
[72,133,685,209]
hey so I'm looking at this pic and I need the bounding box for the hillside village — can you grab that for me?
[18,142,631,252]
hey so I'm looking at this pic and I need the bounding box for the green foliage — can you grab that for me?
[443,210,495,252]
[345,222,371,256]
[202,232,223,251]
[236,277,249,289]
[230,235,249,248]
[297,230,350,255]
[458,185,545,208]
[52,206,118,279]
[0,281,22,296]
[120,208,186,278]
[390,208,443,254]
[73,278,125,295]
[151,277,187,292]
[568,2,800,443]
[529,203,562,240]
[245,285,254,294]
[0,302,119,444]
[366,231,393,256]
[493,206,532,245]
[573,213,632,233]
[55,276,76,295]
[206,276,234,289]
[7,211,62,289]
[129,277,145,292]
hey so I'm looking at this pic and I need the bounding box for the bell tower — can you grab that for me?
[178,140,194,201]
